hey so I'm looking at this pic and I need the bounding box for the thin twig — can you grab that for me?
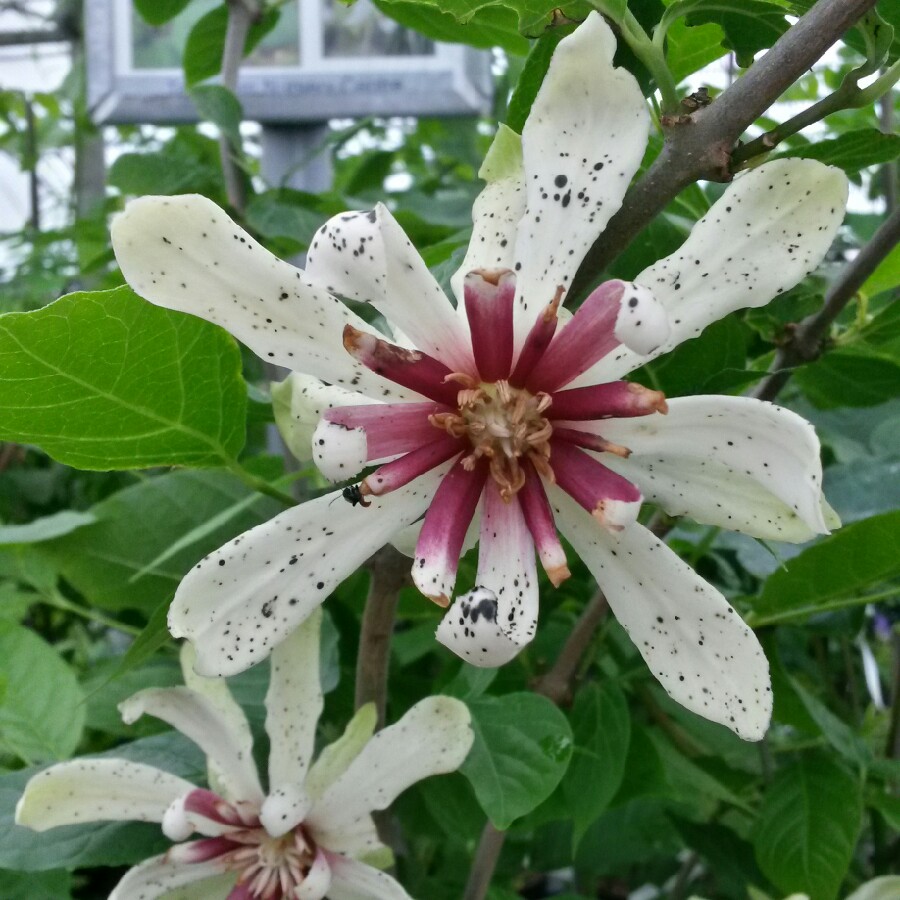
[217,0,260,212]
[354,544,411,730]
[732,79,862,166]
[532,590,610,706]
[752,205,900,402]
[571,0,878,293]
[464,585,614,900]
[463,822,507,900]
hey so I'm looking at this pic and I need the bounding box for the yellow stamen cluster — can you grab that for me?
[220,827,317,899]
[432,380,555,501]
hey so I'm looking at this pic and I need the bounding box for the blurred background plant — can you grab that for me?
[0,1,898,898]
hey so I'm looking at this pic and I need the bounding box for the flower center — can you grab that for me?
[227,824,317,899]
[431,379,554,501]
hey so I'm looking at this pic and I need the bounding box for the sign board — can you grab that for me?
[85,0,492,124]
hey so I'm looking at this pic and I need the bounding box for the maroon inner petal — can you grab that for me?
[524,280,625,393]
[343,325,462,406]
[548,381,667,420]
[550,438,641,517]
[509,286,563,388]
[517,459,570,586]
[464,270,516,382]
[325,401,452,460]
[413,457,489,605]
[362,435,463,496]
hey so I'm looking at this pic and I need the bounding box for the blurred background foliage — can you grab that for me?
[0,1,898,898]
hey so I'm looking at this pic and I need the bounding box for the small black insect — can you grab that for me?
[342,484,371,508]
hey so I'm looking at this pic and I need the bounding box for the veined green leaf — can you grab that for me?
[0,287,247,470]
[753,752,862,900]
[748,511,900,627]
[461,692,573,829]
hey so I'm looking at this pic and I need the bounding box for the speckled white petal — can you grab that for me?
[451,125,526,304]
[436,588,514,668]
[178,644,258,804]
[119,688,264,806]
[311,419,368,482]
[111,195,402,399]
[272,374,381,465]
[551,487,771,740]
[389,506,481,559]
[325,854,412,900]
[573,158,849,385]
[306,204,475,373]
[259,783,311,839]
[266,607,323,794]
[307,697,473,854]
[305,704,376,803]
[613,283,671,355]
[587,395,830,541]
[295,848,332,900]
[512,12,649,352]
[16,759,195,830]
[170,462,451,677]
[436,485,538,666]
[109,855,232,900]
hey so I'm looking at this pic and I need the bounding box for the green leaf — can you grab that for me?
[664,17,727,83]
[40,470,281,614]
[111,598,174,680]
[372,0,591,39]
[796,350,900,409]
[748,511,900,627]
[0,622,85,764]
[190,84,244,150]
[668,0,790,67]
[825,458,900,524]
[245,190,325,248]
[133,0,192,25]
[0,511,95,546]
[753,752,862,900]
[634,315,747,397]
[672,818,765,895]
[183,5,280,86]
[561,682,631,847]
[461,692,573,829]
[506,30,566,133]
[108,134,224,197]
[789,678,870,766]
[776,129,900,175]
[0,287,247,470]
[374,0,530,56]
[0,732,205,871]
[868,792,900,830]
[0,869,73,900]
[861,244,900,299]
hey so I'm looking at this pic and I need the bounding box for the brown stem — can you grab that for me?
[731,78,860,166]
[354,544,410,730]
[217,0,260,212]
[571,0,878,294]
[463,585,614,900]
[532,590,610,706]
[462,822,507,900]
[752,205,900,402]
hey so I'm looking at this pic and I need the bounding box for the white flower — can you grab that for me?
[16,609,473,899]
[110,12,847,740]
